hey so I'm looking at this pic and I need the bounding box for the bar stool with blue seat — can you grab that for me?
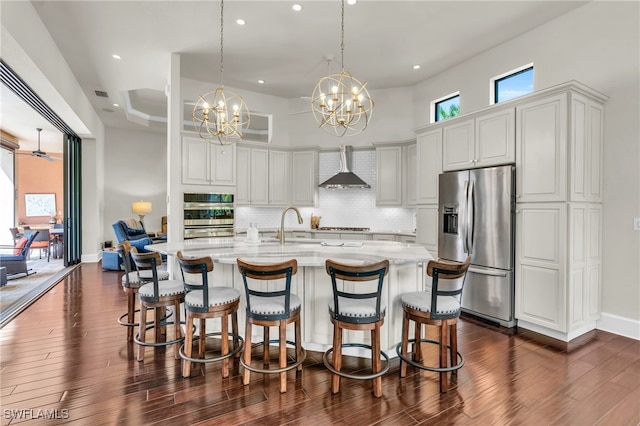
[116,241,170,342]
[130,248,185,362]
[237,258,306,393]
[396,256,471,393]
[323,259,390,398]
[176,251,243,378]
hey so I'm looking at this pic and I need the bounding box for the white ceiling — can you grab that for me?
[2,0,588,148]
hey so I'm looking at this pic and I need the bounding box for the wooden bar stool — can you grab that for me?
[236,258,305,393]
[176,251,243,378]
[323,259,390,398]
[131,248,185,362]
[395,256,471,393]
[116,241,170,341]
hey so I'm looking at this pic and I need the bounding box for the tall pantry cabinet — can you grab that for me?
[515,82,606,341]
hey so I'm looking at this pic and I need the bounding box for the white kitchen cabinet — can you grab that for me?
[404,143,417,206]
[236,146,269,205]
[269,150,289,206]
[516,93,567,202]
[515,203,566,332]
[416,128,442,204]
[475,107,515,168]
[182,137,236,186]
[570,94,604,203]
[442,118,474,171]
[415,205,438,255]
[291,150,318,207]
[376,145,403,206]
[442,108,515,172]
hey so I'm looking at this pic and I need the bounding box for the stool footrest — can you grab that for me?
[134,320,186,348]
[117,307,172,327]
[323,343,390,380]
[179,332,244,363]
[395,338,464,373]
[240,340,306,374]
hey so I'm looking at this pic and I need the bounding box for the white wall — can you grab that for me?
[103,127,167,242]
[412,1,640,325]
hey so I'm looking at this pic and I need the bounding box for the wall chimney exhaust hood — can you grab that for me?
[319,145,370,189]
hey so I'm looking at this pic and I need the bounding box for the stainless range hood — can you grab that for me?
[319,145,370,189]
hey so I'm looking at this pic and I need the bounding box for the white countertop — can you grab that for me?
[147,237,431,267]
[236,228,416,237]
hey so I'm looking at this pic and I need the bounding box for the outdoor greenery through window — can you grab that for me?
[435,94,460,122]
[494,66,534,103]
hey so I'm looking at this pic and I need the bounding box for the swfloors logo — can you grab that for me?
[4,408,69,420]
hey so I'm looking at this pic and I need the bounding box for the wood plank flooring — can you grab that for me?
[1,263,638,425]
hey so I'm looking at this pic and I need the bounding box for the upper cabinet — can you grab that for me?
[291,149,319,207]
[236,146,294,206]
[375,143,417,207]
[416,128,442,205]
[442,108,515,171]
[376,145,403,206]
[516,94,567,202]
[182,137,236,186]
[268,149,289,206]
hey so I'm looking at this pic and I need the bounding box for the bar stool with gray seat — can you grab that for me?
[236,258,305,393]
[116,241,170,341]
[323,259,390,398]
[131,248,185,362]
[176,251,243,378]
[396,256,471,393]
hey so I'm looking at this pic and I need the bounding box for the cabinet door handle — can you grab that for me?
[515,210,521,214]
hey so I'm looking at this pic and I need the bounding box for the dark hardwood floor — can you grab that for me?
[1,263,638,425]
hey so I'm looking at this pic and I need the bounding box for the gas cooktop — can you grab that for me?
[316,227,371,232]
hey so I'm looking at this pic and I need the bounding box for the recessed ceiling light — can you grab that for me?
[113,103,119,107]
[236,18,246,25]
[112,54,121,60]
[413,64,421,70]
[292,4,303,12]
[258,79,265,84]
[347,0,357,5]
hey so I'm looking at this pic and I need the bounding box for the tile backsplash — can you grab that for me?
[235,149,415,232]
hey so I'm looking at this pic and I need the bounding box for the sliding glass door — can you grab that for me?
[63,134,81,265]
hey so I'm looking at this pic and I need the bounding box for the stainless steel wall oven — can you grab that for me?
[183,193,234,239]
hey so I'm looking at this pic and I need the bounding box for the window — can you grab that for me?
[491,64,534,104]
[432,92,460,123]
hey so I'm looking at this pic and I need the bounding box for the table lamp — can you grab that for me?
[131,200,152,227]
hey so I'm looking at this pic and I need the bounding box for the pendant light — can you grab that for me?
[192,0,250,145]
[311,0,373,137]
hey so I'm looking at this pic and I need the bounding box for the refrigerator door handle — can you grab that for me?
[462,180,470,254]
[468,266,508,277]
[466,179,474,254]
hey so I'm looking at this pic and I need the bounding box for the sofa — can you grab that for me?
[112,219,153,253]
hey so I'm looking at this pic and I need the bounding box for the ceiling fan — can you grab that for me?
[28,128,62,162]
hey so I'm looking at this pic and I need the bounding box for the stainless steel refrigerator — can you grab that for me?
[438,165,516,327]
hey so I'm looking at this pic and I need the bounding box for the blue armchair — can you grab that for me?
[112,219,153,253]
[0,230,39,276]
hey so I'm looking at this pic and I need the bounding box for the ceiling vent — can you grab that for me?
[94,90,109,98]
[319,145,370,189]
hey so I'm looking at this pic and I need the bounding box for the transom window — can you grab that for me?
[432,92,460,123]
[491,64,534,104]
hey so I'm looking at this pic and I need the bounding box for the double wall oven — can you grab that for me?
[183,193,234,239]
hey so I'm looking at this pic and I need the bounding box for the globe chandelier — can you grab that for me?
[192,0,250,145]
[311,0,374,137]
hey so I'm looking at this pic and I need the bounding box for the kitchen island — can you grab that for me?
[148,238,433,354]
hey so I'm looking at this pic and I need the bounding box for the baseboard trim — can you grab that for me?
[81,252,102,263]
[597,313,640,340]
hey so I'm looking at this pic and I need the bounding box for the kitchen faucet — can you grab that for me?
[280,206,303,244]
